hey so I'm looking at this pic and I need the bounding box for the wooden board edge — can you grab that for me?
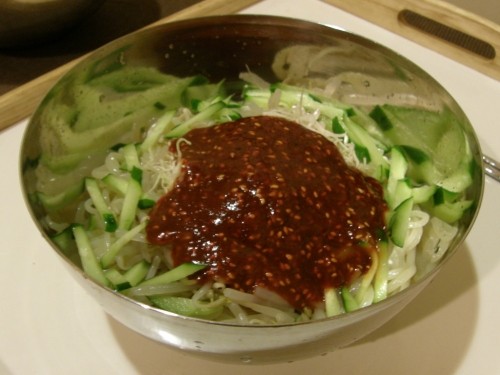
[321,0,500,81]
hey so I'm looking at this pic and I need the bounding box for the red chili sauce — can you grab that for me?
[146,116,387,309]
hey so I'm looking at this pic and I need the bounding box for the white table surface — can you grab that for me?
[1,1,499,374]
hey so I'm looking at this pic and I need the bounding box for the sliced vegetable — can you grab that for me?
[72,225,110,286]
[373,241,389,303]
[369,104,472,190]
[324,288,342,317]
[50,225,76,254]
[85,178,117,232]
[423,188,473,224]
[341,287,360,312]
[389,197,414,247]
[165,99,226,138]
[102,174,128,196]
[149,295,224,319]
[123,260,150,287]
[139,262,206,287]
[104,268,131,291]
[386,146,408,208]
[100,220,148,268]
[121,143,141,172]
[118,178,142,231]
[139,110,175,151]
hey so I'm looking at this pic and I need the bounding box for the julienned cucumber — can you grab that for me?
[324,288,342,317]
[165,99,226,138]
[118,178,142,231]
[389,197,414,247]
[85,178,117,232]
[422,187,473,224]
[149,295,224,319]
[140,263,207,286]
[123,260,150,287]
[139,263,207,287]
[373,241,389,303]
[386,146,408,208]
[100,221,147,268]
[341,287,360,312]
[104,268,131,291]
[72,225,110,287]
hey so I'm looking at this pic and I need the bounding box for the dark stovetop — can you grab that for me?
[0,0,201,96]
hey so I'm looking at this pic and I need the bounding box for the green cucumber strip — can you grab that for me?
[433,187,459,205]
[436,164,473,193]
[85,178,117,232]
[331,117,346,134]
[121,143,140,172]
[369,104,471,189]
[149,295,224,319]
[245,86,347,119]
[139,262,206,287]
[354,144,371,163]
[347,107,387,142]
[369,105,393,131]
[389,197,414,247]
[102,174,155,209]
[412,184,437,204]
[123,260,150,286]
[138,198,156,209]
[373,241,389,303]
[399,145,430,165]
[102,174,128,196]
[392,178,413,209]
[104,268,131,291]
[165,100,226,138]
[182,81,224,110]
[355,249,378,305]
[72,225,110,287]
[324,288,342,317]
[100,221,148,268]
[118,178,142,231]
[217,107,242,122]
[139,110,175,151]
[386,146,408,207]
[130,166,143,183]
[341,287,360,313]
[50,225,75,254]
[37,180,85,212]
[342,116,388,168]
[426,199,473,224]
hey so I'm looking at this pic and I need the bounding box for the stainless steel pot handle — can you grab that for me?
[483,155,500,182]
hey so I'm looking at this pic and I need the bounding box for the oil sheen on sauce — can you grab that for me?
[146,116,387,309]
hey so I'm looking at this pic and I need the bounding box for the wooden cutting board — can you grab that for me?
[322,0,500,81]
[0,0,260,131]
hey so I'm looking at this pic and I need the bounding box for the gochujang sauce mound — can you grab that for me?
[147,116,387,309]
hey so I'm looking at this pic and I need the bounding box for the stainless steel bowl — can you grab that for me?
[19,15,484,364]
[0,0,105,48]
